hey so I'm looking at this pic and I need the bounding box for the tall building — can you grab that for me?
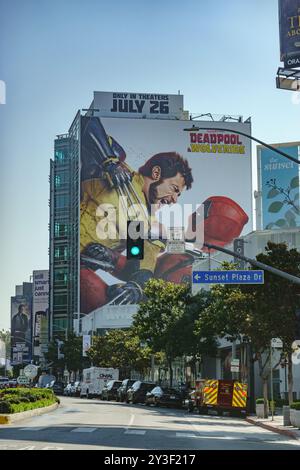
[49,120,80,340]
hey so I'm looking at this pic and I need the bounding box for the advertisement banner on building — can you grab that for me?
[11,299,31,365]
[32,270,49,358]
[258,144,300,229]
[82,335,91,357]
[93,91,184,120]
[80,115,252,315]
[279,0,300,68]
[0,339,5,367]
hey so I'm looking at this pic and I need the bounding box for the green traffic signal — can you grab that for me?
[130,246,140,256]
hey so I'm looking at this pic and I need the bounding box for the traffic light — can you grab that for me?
[126,220,144,260]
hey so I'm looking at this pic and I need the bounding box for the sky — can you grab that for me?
[0,0,300,330]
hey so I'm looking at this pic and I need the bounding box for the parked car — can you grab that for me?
[101,380,122,401]
[63,382,74,396]
[126,381,156,404]
[72,381,81,397]
[8,379,18,388]
[145,386,184,408]
[117,379,136,402]
[0,377,10,389]
[51,381,64,395]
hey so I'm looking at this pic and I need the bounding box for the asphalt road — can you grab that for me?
[0,396,299,450]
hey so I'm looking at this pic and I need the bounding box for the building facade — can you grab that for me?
[49,117,80,340]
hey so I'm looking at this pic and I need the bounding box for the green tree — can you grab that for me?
[244,242,300,405]
[44,333,90,377]
[87,329,155,377]
[62,332,90,374]
[199,244,300,412]
[133,279,196,386]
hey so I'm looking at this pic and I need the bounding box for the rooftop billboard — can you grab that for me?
[279,0,300,68]
[93,91,184,120]
[257,143,300,230]
[80,116,252,315]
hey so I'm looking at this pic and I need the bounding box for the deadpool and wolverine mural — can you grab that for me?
[80,117,249,314]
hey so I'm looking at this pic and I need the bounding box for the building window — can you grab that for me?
[54,246,68,261]
[55,150,67,161]
[54,293,67,307]
[54,222,68,238]
[53,318,68,336]
[55,172,69,188]
[54,269,68,287]
[55,194,69,209]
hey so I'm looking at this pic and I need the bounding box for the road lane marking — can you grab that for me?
[18,446,36,450]
[176,433,246,440]
[124,430,146,435]
[176,433,197,438]
[128,414,135,427]
[42,446,64,450]
[19,427,46,431]
[71,427,97,433]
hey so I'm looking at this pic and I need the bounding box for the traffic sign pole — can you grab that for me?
[270,341,274,422]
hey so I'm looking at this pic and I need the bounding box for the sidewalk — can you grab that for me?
[246,414,300,441]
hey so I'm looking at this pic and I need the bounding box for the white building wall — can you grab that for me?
[81,305,138,334]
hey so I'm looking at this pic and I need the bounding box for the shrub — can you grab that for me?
[273,398,289,408]
[256,398,265,405]
[290,402,300,410]
[0,388,58,414]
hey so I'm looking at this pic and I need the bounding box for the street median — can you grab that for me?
[0,387,60,424]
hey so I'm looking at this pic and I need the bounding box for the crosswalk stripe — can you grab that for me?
[71,427,97,433]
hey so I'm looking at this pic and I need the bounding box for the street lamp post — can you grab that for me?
[184,125,300,165]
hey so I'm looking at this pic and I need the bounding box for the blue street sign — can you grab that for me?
[192,270,264,284]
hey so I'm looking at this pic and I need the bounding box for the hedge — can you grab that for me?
[290,402,300,410]
[0,388,59,414]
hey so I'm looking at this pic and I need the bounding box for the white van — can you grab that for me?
[80,367,119,398]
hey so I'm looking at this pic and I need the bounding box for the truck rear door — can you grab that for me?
[232,382,248,409]
[217,380,234,408]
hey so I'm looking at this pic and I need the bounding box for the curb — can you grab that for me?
[0,402,59,425]
[246,416,300,441]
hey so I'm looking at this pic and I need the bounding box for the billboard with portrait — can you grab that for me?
[80,115,252,315]
[11,299,31,365]
[279,0,300,68]
[258,143,300,230]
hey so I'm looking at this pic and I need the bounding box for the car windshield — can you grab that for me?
[132,381,141,390]
[106,380,114,389]
[113,381,122,388]
[150,386,162,394]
